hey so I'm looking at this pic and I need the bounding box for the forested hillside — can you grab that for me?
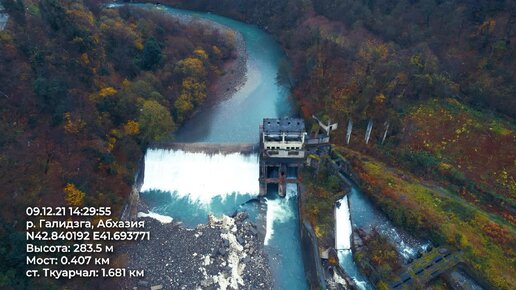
[162,0,515,202]
[157,0,515,288]
[0,0,235,288]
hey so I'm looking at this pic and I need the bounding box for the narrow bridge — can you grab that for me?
[150,142,259,155]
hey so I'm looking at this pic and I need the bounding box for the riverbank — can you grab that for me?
[122,210,272,289]
[300,149,358,289]
[207,27,247,106]
[336,146,511,289]
[118,4,305,289]
[150,4,248,107]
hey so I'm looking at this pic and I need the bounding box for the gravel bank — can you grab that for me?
[153,5,248,106]
[122,212,272,290]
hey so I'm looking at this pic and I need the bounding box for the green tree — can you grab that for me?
[140,37,162,70]
[139,100,175,141]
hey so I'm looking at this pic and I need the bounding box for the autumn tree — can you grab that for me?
[175,57,205,78]
[64,183,85,206]
[139,100,175,142]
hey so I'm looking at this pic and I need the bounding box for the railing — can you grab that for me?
[306,136,330,145]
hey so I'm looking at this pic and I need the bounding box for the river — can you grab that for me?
[335,186,430,289]
[119,3,430,289]
[128,3,307,290]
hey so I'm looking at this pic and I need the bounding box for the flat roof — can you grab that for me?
[263,118,305,133]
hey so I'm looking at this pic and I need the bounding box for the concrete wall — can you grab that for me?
[149,142,258,155]
[300,217,328,290]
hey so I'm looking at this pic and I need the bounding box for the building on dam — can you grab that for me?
[259,117,307,197]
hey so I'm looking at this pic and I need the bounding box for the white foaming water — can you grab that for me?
[137,211,173,223]
[263,183,298,245]
[377,225,428,259]
[141,149,259,204]
[335,195,352,250]
[336,195,373,289]
[285,183,298,200]
[337,250,369,290]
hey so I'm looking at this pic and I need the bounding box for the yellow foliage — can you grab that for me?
[99,87,118,97]
[478,18,496,34]
[124,120,140,136]
[224,30,236,45]
[374,93,386,104]
[176,57,205,78]
[410,54,424,68]
[109,129,122,138]
[194,49,208,61]
[122,79,130,87]
[212,46,222,59]
[314,224,323,238]
[181,77,207,104]
[328,254,338,266]
[64,183,85,206]
[107,136,117,152]
[134,39,144,50]
[81,53,90,65]
[66,8,95,27]
[0,31,13,43]
[359,40,389,61]
[175,94,194,111]
[63,112,86,134]
[439,162,452,171]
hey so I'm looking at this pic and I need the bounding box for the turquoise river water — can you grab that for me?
[118,3,430,290]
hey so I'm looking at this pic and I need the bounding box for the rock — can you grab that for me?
[235,212,248,221]
[200,277,214,287]
[138,280,149,287]
[123,209,273,289]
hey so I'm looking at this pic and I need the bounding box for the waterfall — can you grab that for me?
[335,195,371,289]
[264,183,298,245]
[141,149,259,204]
[337,250,370,290]
[335,195,352,250]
